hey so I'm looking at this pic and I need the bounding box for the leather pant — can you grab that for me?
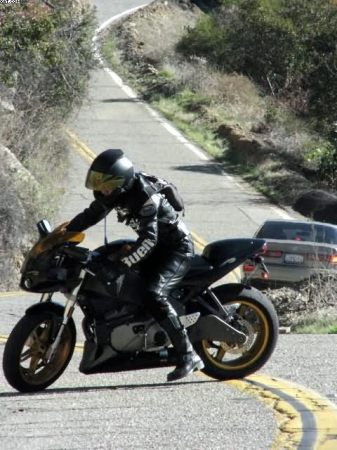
[140,236,194,322]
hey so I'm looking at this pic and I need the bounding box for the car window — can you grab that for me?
[256,222,337,244]
[256,224,287,239]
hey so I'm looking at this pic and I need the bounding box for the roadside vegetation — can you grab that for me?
[294,320,337,334]
[0,0,96,289]
[101,0,337,332]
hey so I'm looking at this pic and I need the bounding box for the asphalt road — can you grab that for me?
[1,1,337,449]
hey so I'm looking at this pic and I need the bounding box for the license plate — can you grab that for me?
[284,253,304,264]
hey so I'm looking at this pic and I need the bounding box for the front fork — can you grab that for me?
[44,269,86,362]
[39,292,53,303]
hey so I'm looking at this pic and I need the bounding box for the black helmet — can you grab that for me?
[85,149,135,193]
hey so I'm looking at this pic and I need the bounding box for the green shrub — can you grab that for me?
[177,0,337,133]
[0,0,97,129]
[307,141,337,189]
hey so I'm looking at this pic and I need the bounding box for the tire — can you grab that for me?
[3,311,76,392]
[194,286,279,380]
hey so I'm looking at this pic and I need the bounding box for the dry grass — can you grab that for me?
[0,86,68,291]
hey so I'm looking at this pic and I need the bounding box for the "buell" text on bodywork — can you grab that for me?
[121,239,155,267]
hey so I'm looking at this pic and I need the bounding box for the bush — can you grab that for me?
[177,0,337,133]
[0,1,96,117]
[307,141,337,189]
[0,0,97,168]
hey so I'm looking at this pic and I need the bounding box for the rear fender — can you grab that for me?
[211,283,251,300]
[196,283,251,315]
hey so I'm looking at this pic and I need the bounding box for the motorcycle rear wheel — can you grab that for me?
[3,311,76,392]
[194,287,278,380]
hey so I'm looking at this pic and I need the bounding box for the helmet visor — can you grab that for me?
[85,169,124,191]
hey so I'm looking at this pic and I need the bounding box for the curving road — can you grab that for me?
[1,1,337,449]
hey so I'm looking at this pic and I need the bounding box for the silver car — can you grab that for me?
[243,219,337,287]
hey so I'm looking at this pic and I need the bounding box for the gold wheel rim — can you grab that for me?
[19,320,72,385]
[201,300,270,371]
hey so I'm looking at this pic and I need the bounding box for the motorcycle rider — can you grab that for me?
[62,149,204,382]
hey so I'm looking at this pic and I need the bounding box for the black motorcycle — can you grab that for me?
[3,219,278,392]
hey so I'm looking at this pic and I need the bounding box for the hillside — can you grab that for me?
[0,0,96,290]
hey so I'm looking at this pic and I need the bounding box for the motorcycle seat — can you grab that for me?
[186,255,213,278]
[202,238,262,266]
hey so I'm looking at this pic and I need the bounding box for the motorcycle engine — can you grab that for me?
[110,319,169,352]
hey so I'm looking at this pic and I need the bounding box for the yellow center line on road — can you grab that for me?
[65,129,97,162]
[0,291,25,298]
[248,374,337,450]
[200,372,337,450]
[218,375,303,450]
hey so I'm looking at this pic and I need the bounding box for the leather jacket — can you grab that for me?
[66,173,192,268]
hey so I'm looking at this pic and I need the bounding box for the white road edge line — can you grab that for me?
[270,205,293,220]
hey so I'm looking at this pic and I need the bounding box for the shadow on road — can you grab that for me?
[101,98,142,103]
[0,378,221,397]
[173,164,224,175]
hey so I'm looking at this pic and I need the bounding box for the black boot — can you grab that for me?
[160,314,204,382]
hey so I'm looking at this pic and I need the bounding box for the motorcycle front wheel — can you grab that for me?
[3,311,76,392]
[194,287,278,380]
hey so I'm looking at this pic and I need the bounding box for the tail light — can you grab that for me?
[328,254,337,264]
[262,271,269,280]
[265,250,282,258]
[243,263,255,272]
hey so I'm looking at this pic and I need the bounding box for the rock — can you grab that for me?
[0,144,40,290]
[293,189,337,224]
[216,124,275,165]
[0,143,41,217]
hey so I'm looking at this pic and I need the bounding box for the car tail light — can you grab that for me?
[328,254,337,264]
[265,250,282,258]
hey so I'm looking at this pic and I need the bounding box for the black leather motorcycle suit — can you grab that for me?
[67,172,202,381]
[66,172,194,322]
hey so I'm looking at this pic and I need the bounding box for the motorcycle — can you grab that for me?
[3,219,279,392]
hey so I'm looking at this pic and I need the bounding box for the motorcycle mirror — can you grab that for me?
[37,219,52,238]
